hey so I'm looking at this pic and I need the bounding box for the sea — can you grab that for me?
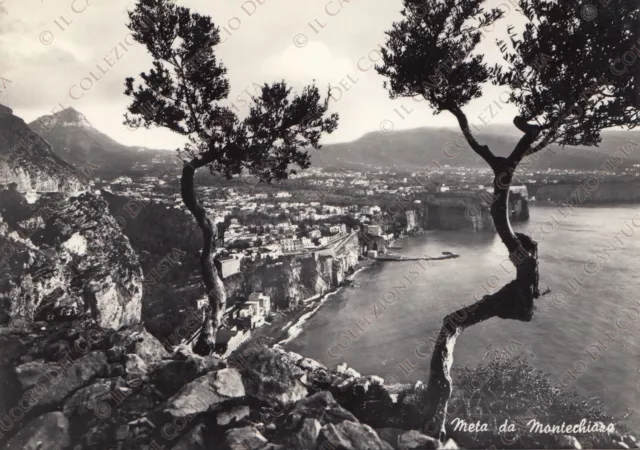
[285,205,640,432]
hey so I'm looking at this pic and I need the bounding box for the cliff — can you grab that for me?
[417,192,529,232]
[0,187,143,330]
[230,238,360,311]
[0,104,85,193]
[531,180,640,204]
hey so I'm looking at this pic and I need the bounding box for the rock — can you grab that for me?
[14,360,51,390]
[4,412,70,450]
[217,405,250,426]
[441,438,458,449]
[171,423,207,450]
[222,426,268,450]
[62,379,112,417]
[289,391,357,427]
[110,325,168,367]
[286,418,322,449]
[125,353,148,381]
[108,363,125,378]
[241,347,307,406]
[376,428,405,448]
[557,435,582,449]
[0,190,142,330]
[317,420,394,450]
[22,350,108,408]
[164,368,245,418]
[106,346,127,363]
[151,353,226,396]
[397,430,441,449]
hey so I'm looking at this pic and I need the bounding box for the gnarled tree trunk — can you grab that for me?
[421,124,544,440]
[181,155,227,356]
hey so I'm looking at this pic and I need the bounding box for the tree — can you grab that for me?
[123,0,338,355]
[377,0,638,440]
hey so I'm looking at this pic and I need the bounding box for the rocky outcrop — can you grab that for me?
[416,192,529,232]
[0,187,143,329]
[531,179,640,204]
[0,104,85,193]
[0,319,637,450]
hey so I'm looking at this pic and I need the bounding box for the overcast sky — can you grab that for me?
[0,0,525,149]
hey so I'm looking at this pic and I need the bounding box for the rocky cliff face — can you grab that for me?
[418,193,529,231]
[0,187,143,330]
[532,180,640,204]
[235,243,359,311]
[0,104,85,193]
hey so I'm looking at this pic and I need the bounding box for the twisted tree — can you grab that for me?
[123,0,338,355]
[377,0,639,440]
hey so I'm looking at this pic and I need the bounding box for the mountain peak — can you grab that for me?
[49,107,95,129]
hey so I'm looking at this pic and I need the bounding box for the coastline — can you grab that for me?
[231,258,378,356]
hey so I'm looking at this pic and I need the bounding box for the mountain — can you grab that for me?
[312,126,640,172]
[0,103,85,193]
[29,107,179,179]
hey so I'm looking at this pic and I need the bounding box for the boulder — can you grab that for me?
[170,423,207,450]
[110,325,168,367]
[62,379,113,417]
[317,420,394,450]
[285,418,322,449]
[217,405,250,426]
[22,350,108,408]
[125,354,148,382]
[151,353,226,397]
[556,435,582,449]
[241,348,307,406]
[14,360,51,390]
[164,368,245,418]
[222,426,268,450]
[4,412,70,450]
[289,391,357,427]
[376,428,445,449]
[397,430,441,449]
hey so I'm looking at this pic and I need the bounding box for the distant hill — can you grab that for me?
[311,126,640,172]
[29,107,180,179]
[0,103,85,193]
[26,107,640,177]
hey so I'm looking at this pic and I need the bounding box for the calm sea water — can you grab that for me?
[286,205,640,431]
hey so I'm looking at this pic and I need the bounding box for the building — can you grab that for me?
[275,191,291,198]
[282,238,304,253]
[218,255,241,278]
[248,292,271,316]
[365,224,383,236]
[406,210,417,231]
[510,185,529,199]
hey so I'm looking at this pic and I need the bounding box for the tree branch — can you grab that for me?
[447,105,498,170]
[181,150,226,354]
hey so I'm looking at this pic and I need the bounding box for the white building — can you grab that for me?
[275,191,291,198]
[282,238,303,253]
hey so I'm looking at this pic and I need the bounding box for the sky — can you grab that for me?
[0,0,527,150]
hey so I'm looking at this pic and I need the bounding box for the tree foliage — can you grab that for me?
[378,0,639,156]
[123,0,338,181]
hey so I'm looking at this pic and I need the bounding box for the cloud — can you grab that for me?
[260,41,352,86]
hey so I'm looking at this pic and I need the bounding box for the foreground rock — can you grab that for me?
[318,420,394,450]
[164,368,245,418]
[4,412,70,450]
